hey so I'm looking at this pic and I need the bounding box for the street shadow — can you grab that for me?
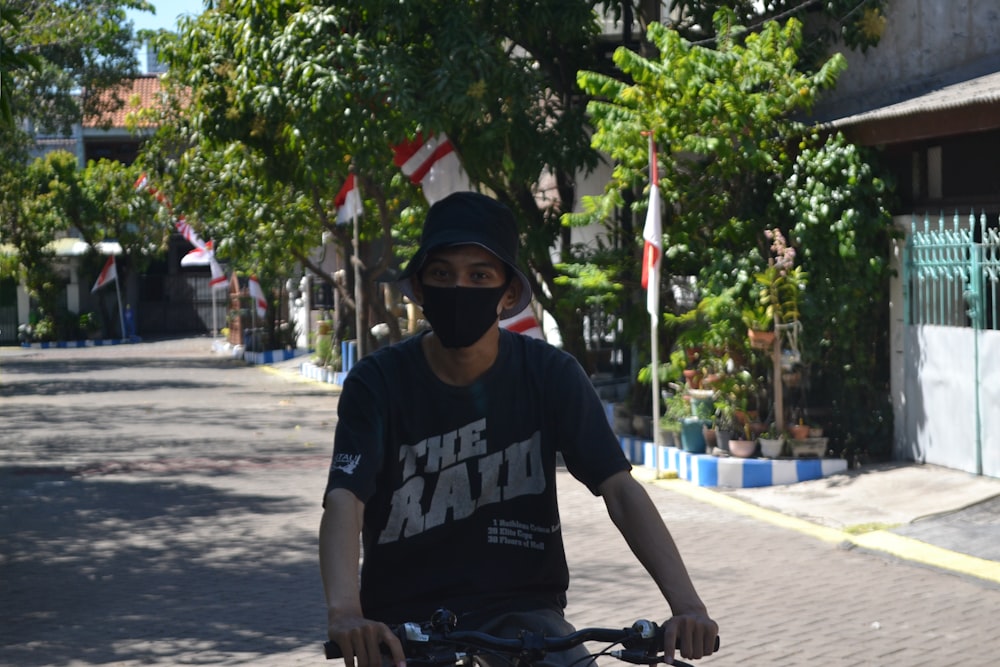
[0,466,325,666]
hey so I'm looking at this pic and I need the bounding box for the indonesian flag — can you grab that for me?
[335,174,362,224]
[392,133,471,204]
[248,275,267,318]
[135,174,229,292]
[641,136,662,317]
[175,216,208,250]
[181,240,229,291]
[500,311,544,340]
[91,255,118,293]
[209,258,228,291]
[180,240,214,266]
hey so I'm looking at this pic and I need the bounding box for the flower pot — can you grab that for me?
[702,425,718,451]
[659,429,678,448]
[729,439,757,458]
[789,437,828,458]
[683,369,702,389]
[759,437,785,458]
[808,427,824,438]
[715,429,735,454]
[680,418,707,454]
[748,328,775,350]
[789,424,810,440]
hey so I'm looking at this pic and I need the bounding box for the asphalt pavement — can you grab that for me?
[3,335,1000,666]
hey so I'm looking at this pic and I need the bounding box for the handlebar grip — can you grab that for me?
[324,641,342,660]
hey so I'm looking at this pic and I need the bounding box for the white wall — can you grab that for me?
[815,0,1000,120]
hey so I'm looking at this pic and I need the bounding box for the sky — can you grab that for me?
[127,0,206,33]
[126,0,206,71]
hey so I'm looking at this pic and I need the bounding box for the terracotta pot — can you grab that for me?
[748,328,775,350]
[789,424,810,440]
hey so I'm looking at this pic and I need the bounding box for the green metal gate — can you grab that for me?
[905,212,1000,476]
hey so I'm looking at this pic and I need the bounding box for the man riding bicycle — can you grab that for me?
[319,192,718,667]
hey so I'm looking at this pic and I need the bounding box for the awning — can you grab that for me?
[820,70,1000,145]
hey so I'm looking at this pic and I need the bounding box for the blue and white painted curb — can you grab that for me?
[20,336,141,348]
[299,360,347,386]
[242,348,302,365]
[617,434,848,489]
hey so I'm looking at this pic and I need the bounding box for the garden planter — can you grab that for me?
[715,429,735,454]
[789,437,828,458]
[789,424,810,440]
[729,439,757,458]
[680,417,707,454]
[759,437,785,458]
[748,328,776,350]
[702,425,718,451]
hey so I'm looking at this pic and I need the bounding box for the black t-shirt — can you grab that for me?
[324,329,630,626]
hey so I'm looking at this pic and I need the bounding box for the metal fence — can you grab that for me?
[906,212,1000,330]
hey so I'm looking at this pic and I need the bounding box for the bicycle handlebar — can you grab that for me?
[324,609,719,666]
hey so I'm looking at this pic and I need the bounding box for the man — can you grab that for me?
[320,192,717,667]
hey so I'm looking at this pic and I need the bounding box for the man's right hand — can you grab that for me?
[327,613,406,667]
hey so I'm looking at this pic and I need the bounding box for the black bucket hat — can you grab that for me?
[395,192,533,319]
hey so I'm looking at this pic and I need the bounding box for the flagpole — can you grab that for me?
[646,134,663,474]
[210,240,218,339]
[112,256,126,339]
[351,168,364,360]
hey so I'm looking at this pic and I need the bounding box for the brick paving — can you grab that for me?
[2,337,999,666]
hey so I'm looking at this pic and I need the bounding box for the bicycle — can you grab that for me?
[324,608,719,667]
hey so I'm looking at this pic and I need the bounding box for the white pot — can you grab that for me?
[759,437,785,458]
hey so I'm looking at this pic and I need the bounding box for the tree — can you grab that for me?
[0,0,152,134]
[0,0,153,302]
[574,10,895,453]
[150,0,614,361]
[662,0,887,55]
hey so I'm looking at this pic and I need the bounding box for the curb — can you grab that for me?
[634,467,1000,586]
[618,434,848,489]
[19,336,142,348]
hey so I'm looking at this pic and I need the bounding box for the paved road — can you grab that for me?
[2,338,999,666]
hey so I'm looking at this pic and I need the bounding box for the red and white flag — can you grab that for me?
[392,133,471,204]
[500,311,544,340]
[248,276,267,319]
[91,255,118,293]
[641,136,662,317]
[335,174,362,224]
[135,174,229,292]
[209,258,228,291]
[180,240,214,266]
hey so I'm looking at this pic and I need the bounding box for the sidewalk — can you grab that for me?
[636,461,1000,586]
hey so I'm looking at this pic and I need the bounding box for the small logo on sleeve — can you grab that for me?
[331,453,361,475]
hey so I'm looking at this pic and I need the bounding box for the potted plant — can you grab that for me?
[728,423,757,458]
[756,228,807,332]
[655,392,689,448]
[788,419,811,441]
[743,305,775,350]
[758,428,785,458]
[711,390,740,454]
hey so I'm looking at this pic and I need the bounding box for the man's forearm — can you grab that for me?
[319,488,365,617]
[599,472,707,615]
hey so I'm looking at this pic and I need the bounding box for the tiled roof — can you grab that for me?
[825,70,1000,128]
[82,75,165,129]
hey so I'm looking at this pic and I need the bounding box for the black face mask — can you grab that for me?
[419,284,509,348]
